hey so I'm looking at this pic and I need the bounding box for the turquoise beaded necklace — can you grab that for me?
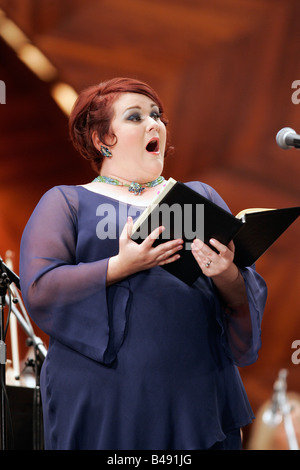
[92,175,165,196]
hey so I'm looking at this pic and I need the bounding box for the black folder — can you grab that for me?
[131,178,300,284]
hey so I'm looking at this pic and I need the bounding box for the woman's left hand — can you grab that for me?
[191,238,237,281]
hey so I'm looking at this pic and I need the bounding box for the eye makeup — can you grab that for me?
[123,103,161,122]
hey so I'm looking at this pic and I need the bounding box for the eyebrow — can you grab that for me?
[124,103,158,112]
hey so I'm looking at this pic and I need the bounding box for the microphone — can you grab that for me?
[276,127,300,150]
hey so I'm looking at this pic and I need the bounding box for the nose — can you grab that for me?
[146,115,159,133]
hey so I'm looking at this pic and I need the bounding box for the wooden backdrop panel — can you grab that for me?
[0,0,299,446]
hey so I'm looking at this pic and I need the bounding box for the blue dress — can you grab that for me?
[19,181,267,450]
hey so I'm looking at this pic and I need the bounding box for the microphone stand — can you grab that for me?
[277,370,299,450]
[0,257,46,449]
[7,298,46,450]
[0,257,14,449]
[263,369,299,450]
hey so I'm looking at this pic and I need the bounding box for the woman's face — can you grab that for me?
[103,92,167,182]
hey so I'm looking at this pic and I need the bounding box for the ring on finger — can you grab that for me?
[205,259,212,267]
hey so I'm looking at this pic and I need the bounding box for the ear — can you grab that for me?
[92,130,101,152]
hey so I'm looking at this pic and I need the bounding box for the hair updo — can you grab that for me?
[68,77,172,172]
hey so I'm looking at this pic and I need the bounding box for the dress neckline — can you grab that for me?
[77,185,149,208]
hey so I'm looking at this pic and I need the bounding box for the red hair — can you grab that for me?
[69,77,172,171]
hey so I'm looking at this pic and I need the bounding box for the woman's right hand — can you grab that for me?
[106,217,183,285]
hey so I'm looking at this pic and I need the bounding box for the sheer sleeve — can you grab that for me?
[187,181,268,367]
[19,186,131,364]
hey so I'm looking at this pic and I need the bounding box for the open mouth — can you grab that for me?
[146,138,159,153]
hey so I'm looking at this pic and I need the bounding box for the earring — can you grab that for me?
[100,145,112,158]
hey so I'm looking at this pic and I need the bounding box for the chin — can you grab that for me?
[149,156,164,170]
[138,156,163,180]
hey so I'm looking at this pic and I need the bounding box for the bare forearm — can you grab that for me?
[106,255,127,286]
